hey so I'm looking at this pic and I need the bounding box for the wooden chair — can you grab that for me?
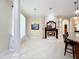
[63,34,76,59]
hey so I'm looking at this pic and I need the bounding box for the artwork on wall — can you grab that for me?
[31,24,39,30]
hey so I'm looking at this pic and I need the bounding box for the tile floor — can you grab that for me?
[1,37,72,59]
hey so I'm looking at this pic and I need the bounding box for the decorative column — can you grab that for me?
[13,0,20,52]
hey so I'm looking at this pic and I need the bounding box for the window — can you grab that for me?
[20,14,26,39]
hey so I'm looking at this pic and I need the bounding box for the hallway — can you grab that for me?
[2,37,72,59]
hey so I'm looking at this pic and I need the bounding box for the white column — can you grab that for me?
[13,0,20,52]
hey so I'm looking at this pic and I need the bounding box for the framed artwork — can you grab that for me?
[31,24,39,30]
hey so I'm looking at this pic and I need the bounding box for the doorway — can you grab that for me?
[64,24,67,33]
[62,19,69,34]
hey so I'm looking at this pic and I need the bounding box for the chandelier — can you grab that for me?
[74,0,79,15]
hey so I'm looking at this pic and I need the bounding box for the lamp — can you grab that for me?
[74,0,79,14]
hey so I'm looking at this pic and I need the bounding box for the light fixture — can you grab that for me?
[33,8,40,19]
[73,16,77,19]
[75,9,79,15]
[74,0,79,14]
[75,10,79,14]
[33,8,37,20]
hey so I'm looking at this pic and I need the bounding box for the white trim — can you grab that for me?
[0,49,10,58]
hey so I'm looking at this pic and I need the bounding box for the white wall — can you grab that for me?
[0,0,12,52]
[45,13,56,27]
[70,18,75,34]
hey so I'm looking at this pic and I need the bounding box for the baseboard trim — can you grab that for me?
[0,49,10,58]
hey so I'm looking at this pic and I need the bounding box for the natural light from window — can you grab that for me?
[20,14,26,39]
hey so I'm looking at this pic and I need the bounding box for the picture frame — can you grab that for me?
[31,24,39,30]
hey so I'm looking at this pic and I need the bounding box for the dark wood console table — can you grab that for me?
[45,21,58,39]
[45,28,58,39]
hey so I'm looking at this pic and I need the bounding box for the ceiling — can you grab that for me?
[20,0,75,17]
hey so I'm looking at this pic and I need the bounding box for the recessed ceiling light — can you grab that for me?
[49,8,52,10]
[34,8,37,10]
